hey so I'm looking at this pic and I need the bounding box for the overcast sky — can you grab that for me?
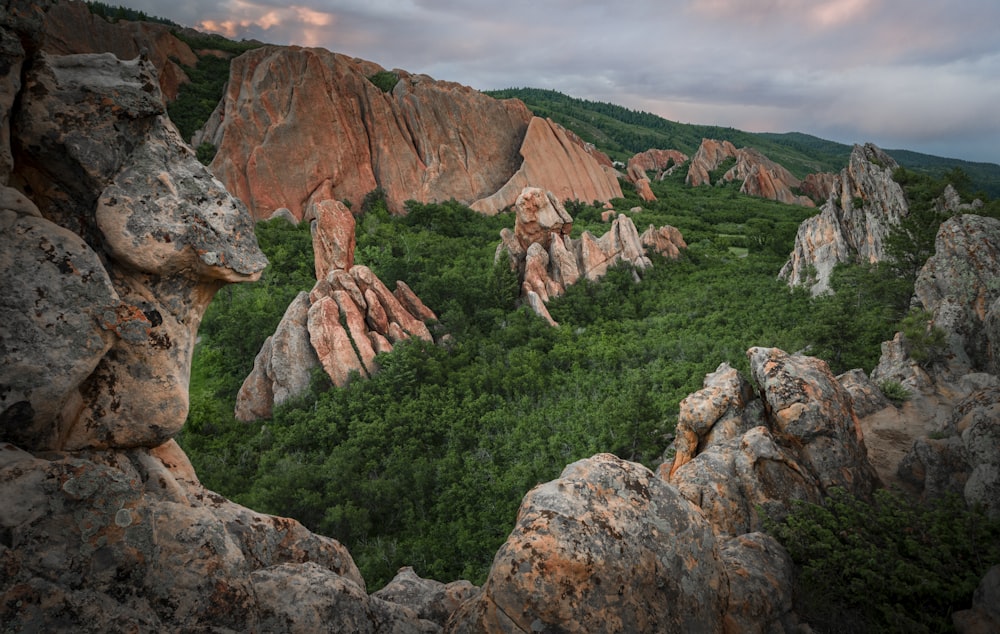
[128,0,1000,165]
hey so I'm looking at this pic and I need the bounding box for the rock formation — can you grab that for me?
[625,148,688,202]
[199,45,620,220]
[235,194,437,421]
[779,143,908,295]
[868,213,1000,517]
[495,187,685,325]
[685,138,814,207]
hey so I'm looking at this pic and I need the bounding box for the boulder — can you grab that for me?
[640,223,688,260]
[447,454,729,633]
[779,143,907,295]
[837,368,891,418]
[0,441,403,633]
[511,187,573,251]
[719,532,798,634]
[665,348,880,535]
[373,567,477,628]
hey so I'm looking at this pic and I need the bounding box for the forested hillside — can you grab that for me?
[179,165,992,595]
[487,87,1000,197]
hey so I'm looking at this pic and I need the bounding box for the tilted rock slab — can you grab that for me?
[626,148,688,187]
[235,191,436,421]
[779,143,908,295]
[201,45,620,220]
[686,139,814,207]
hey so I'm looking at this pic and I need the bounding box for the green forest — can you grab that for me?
[180,156,1000,632]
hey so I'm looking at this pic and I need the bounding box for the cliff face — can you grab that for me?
[779,143,907,295]
[202,46,620,220]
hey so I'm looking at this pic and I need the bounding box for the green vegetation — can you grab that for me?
[878,380,910,405]
[368,71,400,93]
[86,1,178,26]
[179,168,955,590]
[767,488,1000,633]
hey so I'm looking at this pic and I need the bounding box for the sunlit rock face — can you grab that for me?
[199,45,619,221]
[779,143,907,295]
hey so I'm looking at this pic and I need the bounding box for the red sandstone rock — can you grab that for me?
[310,196,356,280]
[685,138,738,187]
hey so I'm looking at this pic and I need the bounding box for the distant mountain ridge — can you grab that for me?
[487,88,1000,198]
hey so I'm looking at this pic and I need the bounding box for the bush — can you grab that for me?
[878,379,910,405]
[368,71,400,93]
[766,487,1000,633]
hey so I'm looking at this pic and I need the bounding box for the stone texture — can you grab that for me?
[0,441,395,633]
[626,148,688,202]
[310,193,356,281]
[373,567,477,628]
[780,143,907,295]
[837,368,892,418]
[447,453,729,633]
[640,223,688,260]
[665,348,880,536]
[719,532,798,634]
[686,139,738,187]
[913,214,1000,375]
[203,46,618,220]
[1,47,266,451]
[235,292,319,421]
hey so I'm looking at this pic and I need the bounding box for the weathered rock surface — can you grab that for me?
[664,348,880,536]
[686,139,738,187]
[0,440,436,633]
[470,117,623,216]
[780,143,907,295]
[799,172,839,203]
[235,200,437,420]
[912,214,1000,376]
[373,567,477,628]
[497,187,684,323]
[447,453,730,633]
[202,45,620,220]
[2,42,266,450]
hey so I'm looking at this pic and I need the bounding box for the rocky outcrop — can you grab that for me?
[496,187,685,324]
[800,172,838,203]
[685,139,813,207]
[686,139,738,187]
[202,45,620,220]
[664,348,880,536]
[235,195,437,421]
[912,214,1000,376]
[38,0,197,102]
[626,148,688,202]
[779,143,907,295]
[2,36,266,451]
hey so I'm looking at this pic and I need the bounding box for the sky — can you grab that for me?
[129,0,1000,165]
